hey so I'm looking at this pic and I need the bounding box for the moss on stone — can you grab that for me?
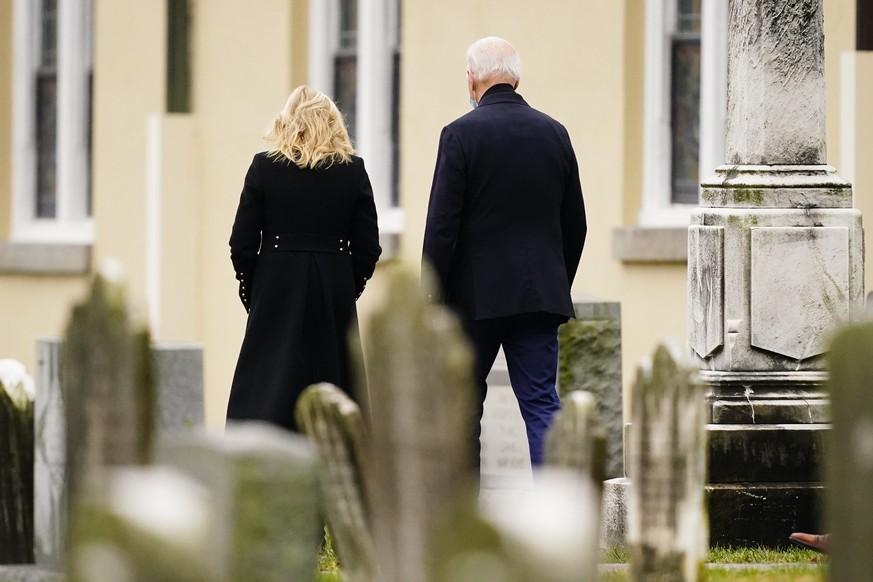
[558,319,621,399]
[729,187,765,206]
[229,457,321,581]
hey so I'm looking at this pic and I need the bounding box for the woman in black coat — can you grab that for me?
[226,86,381,432]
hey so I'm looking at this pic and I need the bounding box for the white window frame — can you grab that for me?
[639,0,727,227]
[12,0,94,243]
[308,0,404,236]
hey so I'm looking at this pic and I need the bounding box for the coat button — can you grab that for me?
[276,235,279,239]
[274,244,278,248]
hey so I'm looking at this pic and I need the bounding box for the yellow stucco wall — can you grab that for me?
[842,52,873,296]
[824,0,856,171]
[91,1,166,313]
[0,277,89,378]
[0,0,12,237]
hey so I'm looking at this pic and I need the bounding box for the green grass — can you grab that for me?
[599,565,825,581]
[321,541,824,581]
[598,545,826,581]
[706,546,822,564]
[601,545,822,565]
[317,527,342,580]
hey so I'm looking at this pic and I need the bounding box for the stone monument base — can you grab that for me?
[600,477,824,548]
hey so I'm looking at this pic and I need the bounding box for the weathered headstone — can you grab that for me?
[545,390,607,487]
[296,383,378,582]
[628,341,707,582]
[824,321,873,582]
[33,338,204,569]
[558,297,623,478]
[480,350,532,490]
[34,340,65,569]
[689,0,862,545]
[158,423,321,582]
[153,344,204,432]
[61,273,155,506]
[0,360,35,564]
[363,262,476,582]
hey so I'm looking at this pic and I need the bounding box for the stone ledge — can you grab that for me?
[0,242,91,275]
[708,424,827,483]
[600,478,824,548]
[571,294,621,320]
[0,566,65,582]
[612,226,687,263]
[711,398,829,424]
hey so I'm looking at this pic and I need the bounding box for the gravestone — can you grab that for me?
[34,338,203,568]
[61,273,155,507]
[480,350,532,490]
[824,321,873,582]
[628,341,707,582]
[157,423,321,582]
[558,297,623,478]
[34,340,65,569]
[688,0,862,545]
[153,345,205,432]
[363,263,476,582]
[296,383,378,582]
[0,360,35,564]
[545,390,607,487]
[481,296,622,490]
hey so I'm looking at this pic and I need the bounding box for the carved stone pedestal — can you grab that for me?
[689,161,863,545]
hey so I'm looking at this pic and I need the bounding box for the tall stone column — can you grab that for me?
[688,0,864,546]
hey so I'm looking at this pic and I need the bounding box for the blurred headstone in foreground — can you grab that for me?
[362,262,476,582]
[297,382,379,582]
[628,341,707,582]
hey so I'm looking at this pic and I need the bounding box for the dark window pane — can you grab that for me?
[677,0,701,33]
[36,73,57,218]
[339,0,357,50]
[670,38,700,205]
[41,0,58,68]
[334,55,357,142]
[36,0,59,219]
[335,0,357,140]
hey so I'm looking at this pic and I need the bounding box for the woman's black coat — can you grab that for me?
[226,152,381,431]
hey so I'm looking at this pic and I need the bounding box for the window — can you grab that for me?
[640,0,726,226]
[334,0,358,142]
[309,0,404,247]
[670,0,701,205]
[12,0,94,242]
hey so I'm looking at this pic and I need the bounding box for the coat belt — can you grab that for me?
[263,233,350,254]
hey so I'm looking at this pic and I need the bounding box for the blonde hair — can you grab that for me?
[264,86,354,169]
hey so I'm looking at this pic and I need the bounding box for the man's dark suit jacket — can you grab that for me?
[423,84,587,321]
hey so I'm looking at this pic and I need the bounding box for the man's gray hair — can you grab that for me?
[466,36,521,83]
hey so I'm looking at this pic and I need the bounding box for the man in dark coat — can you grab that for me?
[422,36,587,469]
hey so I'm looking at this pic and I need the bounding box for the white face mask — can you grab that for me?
[469,98,478,109]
